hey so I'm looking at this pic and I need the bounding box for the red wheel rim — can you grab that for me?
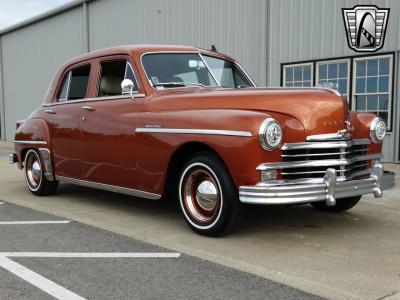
[25,151,42,190]
[182,166,221,224]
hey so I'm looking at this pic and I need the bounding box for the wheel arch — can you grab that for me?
[164,141,230,198]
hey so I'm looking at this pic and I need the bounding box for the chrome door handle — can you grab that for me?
[45,109,56,114]
[81,106,95,111]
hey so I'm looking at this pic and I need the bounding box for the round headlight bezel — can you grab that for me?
[370,117,386,144]
[258,118,283,151]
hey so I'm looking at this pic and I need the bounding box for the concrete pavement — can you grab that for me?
[1,144,399,299]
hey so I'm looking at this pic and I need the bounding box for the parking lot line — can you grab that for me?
[0,252,182,258]
[0,256,85,300]
[0,220,70,225]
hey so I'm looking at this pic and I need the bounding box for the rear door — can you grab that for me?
[80,55,145,188]
[45,62,92,179]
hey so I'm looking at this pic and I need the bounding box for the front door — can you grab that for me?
[80,57,145,188]
[46,62,92,179]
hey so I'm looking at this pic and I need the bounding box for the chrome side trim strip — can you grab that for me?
[38,148,54,181]
[281,139,370,150]
[42,94,146,107]
[257,153,382,171]
[13,140,47,145]
[56,176,161,200]
[135,128,253,137]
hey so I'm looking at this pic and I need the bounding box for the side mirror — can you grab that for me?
[121,79,135,99]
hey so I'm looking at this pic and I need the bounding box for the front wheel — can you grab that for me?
[24,149,58,196]
[310,196,361,212]
[178,153,241,237]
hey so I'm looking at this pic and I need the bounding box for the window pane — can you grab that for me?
[378,75,389,92]
[142,53,221,88]
[356,95,366,110]
[379,58,390,75]
[367,59,378,76]
[124,62,139,91]
[366,76,378,93]
[379,95,389,110]
[303,81,311,87]
[68,65,90,100]
[58,72,69,102]
[293,67,302,81]
[338,79,347,94]
[328,63,337,79]
[203,55,251,88]
[338,63,347,78]
[294,81,302,87]
[303,65,311,80]
[367,95,378,110]
[285,82,293,87]
[286,67,293,82]
[319,64,327,79]
[356,78,365,93]
[356,60,366,77]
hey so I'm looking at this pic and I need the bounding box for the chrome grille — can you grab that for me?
[280,139,371,181]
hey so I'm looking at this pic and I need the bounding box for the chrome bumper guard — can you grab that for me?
[239,163,395,206]
[9,153,17,164]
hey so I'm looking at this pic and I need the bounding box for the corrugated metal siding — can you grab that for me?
[1,7,84,140]
[268,0,400,86]
[268,0,399,162]
[88,0,267,85]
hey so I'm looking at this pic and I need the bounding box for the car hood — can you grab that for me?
[148,87,349,136]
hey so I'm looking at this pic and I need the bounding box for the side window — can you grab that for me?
[203,56,250,88]
[58,72,70,102]
[57,64,91,101]
[98,60,139,97]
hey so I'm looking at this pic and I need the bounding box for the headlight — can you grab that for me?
[370,117,386,144]
[258,118,282,150]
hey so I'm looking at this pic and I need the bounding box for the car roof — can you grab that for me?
[62,44,233,67]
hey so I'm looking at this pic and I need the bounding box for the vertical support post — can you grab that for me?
[0,36,6,140]
[83,2,90,53]
[265,0,271,86]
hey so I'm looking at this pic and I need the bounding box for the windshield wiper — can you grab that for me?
[153,82,205,88]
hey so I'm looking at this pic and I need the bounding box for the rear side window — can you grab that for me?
[97,60,139,97]
[58,64,91,101]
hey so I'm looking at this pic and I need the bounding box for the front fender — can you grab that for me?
[134,109,305,194]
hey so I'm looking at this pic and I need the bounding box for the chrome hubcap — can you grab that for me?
[196,180,218,211]
[182,167,221,224]
[26,152,42,189]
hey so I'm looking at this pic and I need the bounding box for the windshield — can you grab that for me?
[141,53,253,89]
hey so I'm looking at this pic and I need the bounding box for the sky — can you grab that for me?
[0,0,72,30]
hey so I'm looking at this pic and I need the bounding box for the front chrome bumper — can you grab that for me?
[239,163,395,206]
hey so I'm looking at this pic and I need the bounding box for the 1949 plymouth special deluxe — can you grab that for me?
[11,45,395,236]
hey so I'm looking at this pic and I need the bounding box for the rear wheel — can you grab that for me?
[310,196,361,212]
[178,152,241,236]
[24,149,58,196]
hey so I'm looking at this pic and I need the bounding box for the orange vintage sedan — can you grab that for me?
[11,45,395,236]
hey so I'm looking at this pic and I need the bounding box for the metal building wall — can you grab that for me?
[87,0,267,84]
[268,0,400,162]
[0,0,267,141]
[1,7,85,140]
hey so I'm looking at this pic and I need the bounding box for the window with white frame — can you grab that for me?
[283,63,312,87]
[353,55,392,129]
[316,59,350,101]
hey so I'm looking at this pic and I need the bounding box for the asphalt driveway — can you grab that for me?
[0,143,399,299]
